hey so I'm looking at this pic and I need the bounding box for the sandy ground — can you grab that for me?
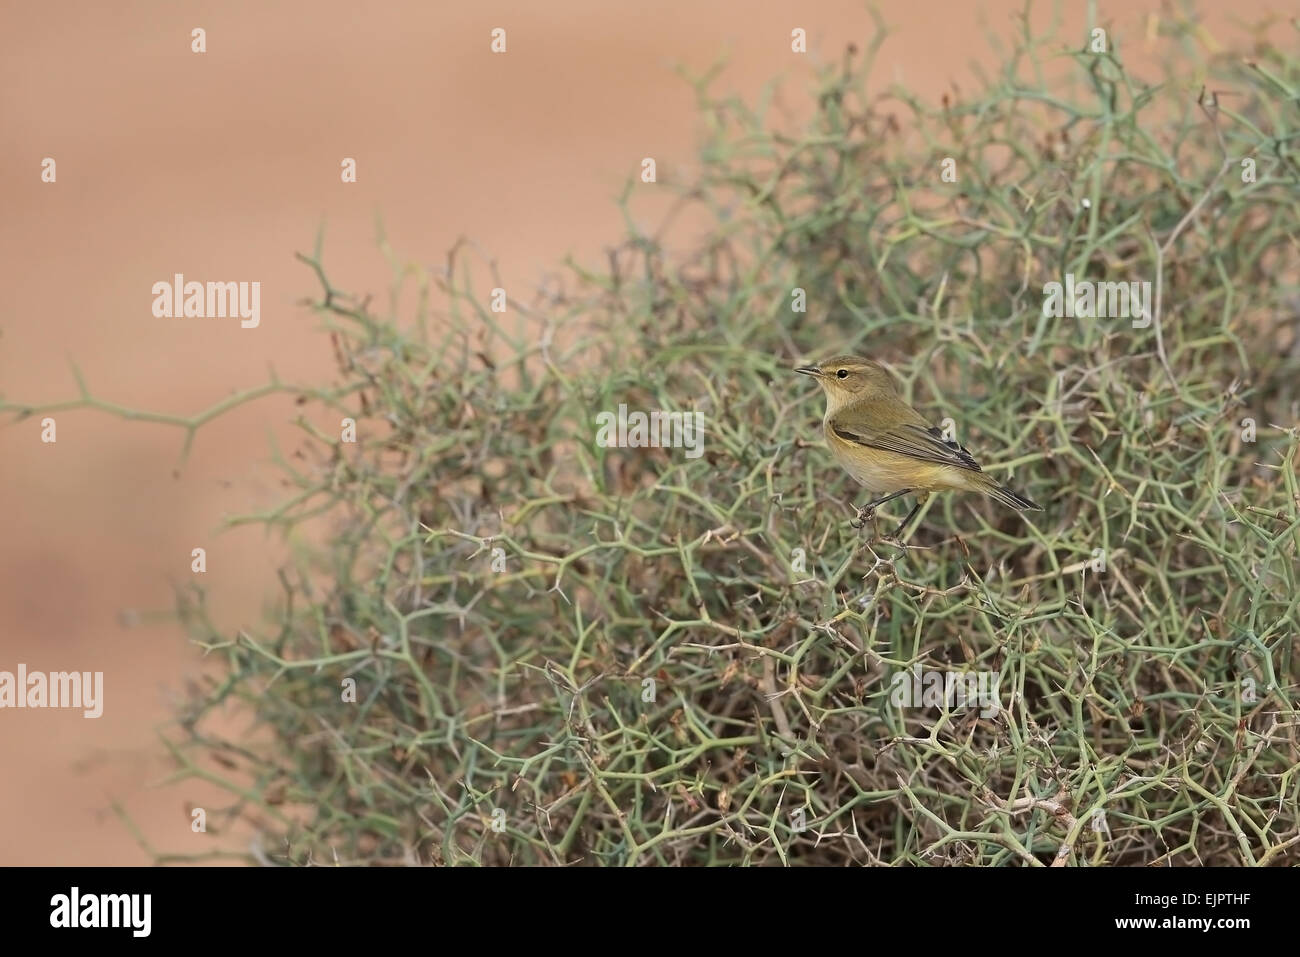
[0,1,1274,864]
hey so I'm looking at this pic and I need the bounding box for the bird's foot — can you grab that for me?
[850,504,876,530]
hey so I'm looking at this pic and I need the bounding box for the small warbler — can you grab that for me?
[796,355,1042,539]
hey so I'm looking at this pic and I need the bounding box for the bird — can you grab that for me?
[796,355,1042,540]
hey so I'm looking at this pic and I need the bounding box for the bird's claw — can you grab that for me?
[850,505,875,530]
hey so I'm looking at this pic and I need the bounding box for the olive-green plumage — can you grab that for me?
[796,355,1041,536]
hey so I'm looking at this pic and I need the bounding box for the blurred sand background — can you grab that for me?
[0,1,1277,864]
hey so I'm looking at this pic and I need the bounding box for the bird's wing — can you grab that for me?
[830,416,983,472]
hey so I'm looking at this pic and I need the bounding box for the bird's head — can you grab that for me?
[795,355,896,408]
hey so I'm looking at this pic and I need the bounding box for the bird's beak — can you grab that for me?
[795,366,822,378]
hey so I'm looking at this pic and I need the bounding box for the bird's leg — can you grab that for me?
[850,488,913,529]
[887,491,930,542]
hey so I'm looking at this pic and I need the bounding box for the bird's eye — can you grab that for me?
[836,369,848,379]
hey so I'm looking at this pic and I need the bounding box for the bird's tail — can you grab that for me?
[972,475,1042,511]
